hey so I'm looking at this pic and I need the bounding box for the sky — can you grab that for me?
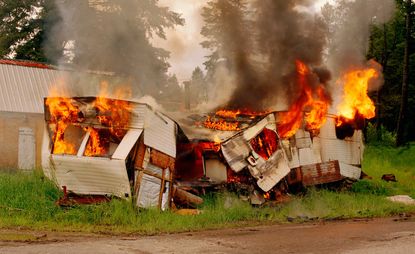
[155,0,332,82]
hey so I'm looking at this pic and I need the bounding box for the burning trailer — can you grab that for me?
[42,96,191,209]
[173,59,378,204]
[174,109,364,204]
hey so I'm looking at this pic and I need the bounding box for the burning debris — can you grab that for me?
[41,57,382,209]
[172,60,381,206]
[42,95,193,210]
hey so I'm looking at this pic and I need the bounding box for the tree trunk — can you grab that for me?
[396,0,412,146]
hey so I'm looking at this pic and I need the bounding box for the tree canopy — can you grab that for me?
[0,0,61,63]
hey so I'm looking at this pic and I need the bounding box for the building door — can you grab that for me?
[18,127,36,170]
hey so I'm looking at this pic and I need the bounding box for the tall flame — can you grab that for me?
[336,66,378,126]
[84,127,108,157]
[45,88,80,155]
[84,84,133,156]
[278,60,330,138]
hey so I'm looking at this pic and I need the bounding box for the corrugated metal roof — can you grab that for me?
[0,62,62,113]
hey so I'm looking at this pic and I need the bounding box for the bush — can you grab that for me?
[366,122,396,146]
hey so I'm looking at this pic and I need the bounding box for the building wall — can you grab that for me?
[0,111,44,169]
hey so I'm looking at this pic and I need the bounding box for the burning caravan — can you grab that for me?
[42,96,187,209]
[174,110,363,199]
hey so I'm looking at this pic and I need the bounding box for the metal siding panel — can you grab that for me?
[0,64,69,113]
[221,134,251,172]
[137,174,161,208]
[251,150,291,192]
[243,115,273,141]
[144,109,176,158]
[319,116,337,139]
[51,155,131,198]
[112,129,143,160]
[320,138,362,165]
[318,116,363,165]
[298,147,321,166]
[129,104,145,129]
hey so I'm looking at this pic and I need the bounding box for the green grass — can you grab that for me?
[362,144,415,198]
[0,144,414,235]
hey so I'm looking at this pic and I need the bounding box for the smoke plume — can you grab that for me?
[205,0,395,111]
[46,0,183,98]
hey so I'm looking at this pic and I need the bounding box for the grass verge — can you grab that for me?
[0,144,414,235]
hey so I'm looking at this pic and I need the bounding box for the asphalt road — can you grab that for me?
[1,217,414,254]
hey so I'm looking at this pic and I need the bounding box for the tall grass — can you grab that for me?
[0,144,414,234]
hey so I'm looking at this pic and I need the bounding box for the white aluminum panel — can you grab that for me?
[298,147,321,166]
[221,134,251,172]
[112,129,143,160]
[320,138,362,165]
[319,117,337,139]
[129,104,146,129]
[253,150,290,192]
[137,174,161,208]
[144,110,176,158]
[51,155,131,198]
[41,124,54,180]
[339,162,362,180]
[295,129,312,149]
[243,114,274,141]
[311,137,323,162]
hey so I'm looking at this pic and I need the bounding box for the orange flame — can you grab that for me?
[215,109,270,119]
[250,128,278,160]
[45,89,80,155]
[278,60,330,138]
[46,83,133,157]
[215,109,241,119]
[336,67,378,126]
[203,116,240,131]
[84,128,108,157]
[83,84,133,156]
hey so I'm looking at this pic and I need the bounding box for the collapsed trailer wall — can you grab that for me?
[42,98,180,209]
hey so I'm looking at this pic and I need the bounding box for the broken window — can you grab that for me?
[49,124,85,155]
[250,128,279,160]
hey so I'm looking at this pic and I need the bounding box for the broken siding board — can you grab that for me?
[301,160,342,186]
[249,150,290,192]
[339,162,361,180]
[52,155,131,198]
[112,129,143,160]
[243,114,275,141]
[221,134,251,172]
[144,109,176,158]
